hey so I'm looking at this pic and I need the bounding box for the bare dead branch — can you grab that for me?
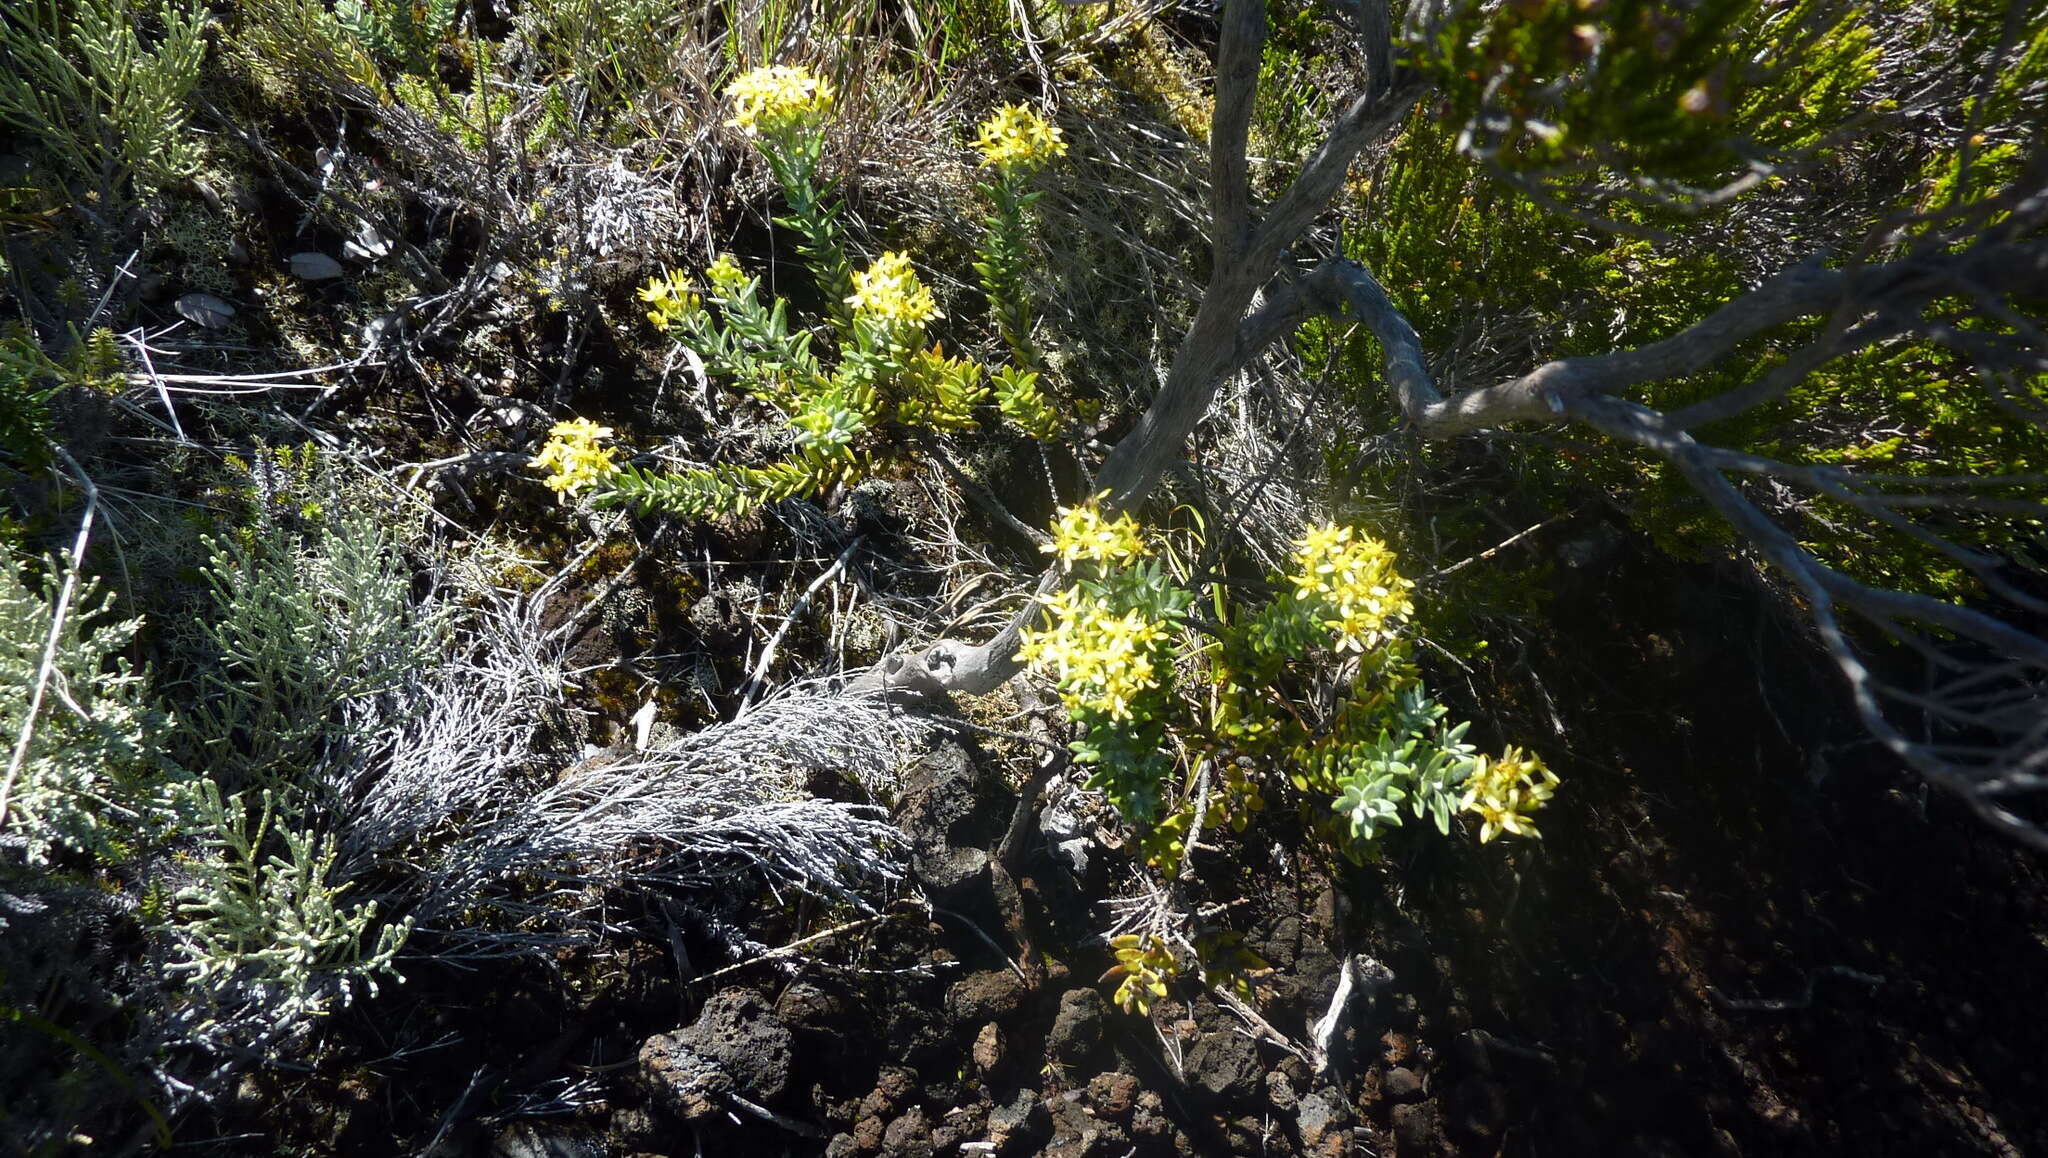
[1209,0,1267,264]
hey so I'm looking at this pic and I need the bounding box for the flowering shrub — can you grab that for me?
[724,64,835,137]
[971,104,1069,384]
[529,417,618,500]
[1019,501,1557,853]
[1019,504,1558,1010]
[973,104,1068,175]
[1020,501,1191,821]
[591,67,1070,519]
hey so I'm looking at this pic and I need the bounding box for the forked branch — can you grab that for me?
[857,0,1412,702]
[1313,225,2048,843]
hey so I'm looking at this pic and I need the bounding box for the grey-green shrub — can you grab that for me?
[0,0,207,198]
[0,558,174,866]
[166,781,410,1052]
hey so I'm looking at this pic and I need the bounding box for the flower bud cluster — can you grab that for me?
[637,269,702,329]
[1288,524,1416,652]
[1020,585,1172,720]
[974,104,1068,175]
[1045,500,1146,566]
[846,251,941,327]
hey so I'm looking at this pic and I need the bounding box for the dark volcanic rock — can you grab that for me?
[1086,1072,1139,1119]
[638,989,792,1121]
[1043,1091,1135,1158]
[1391,1100,1447,1156]
[987,1088,1050,1154]
[637,1037,729,1121]
[946,969,1028,1023]
[1130,1090,1171,1140]
[852,1113,887,1151]
[972,1022,1004,1074]
[1267,1069,1300,1112]
[894,741,1005,900]
[775,980,848,1030]
[1450,1077,1510,1142]
[859,1066,919,1120]
[1048,988,1105,1063]
[1296,1086,1353,1151]
[1186,1028,1263,1100]
[489,1123,602,1158]
[881,1106,934,1158]
[1383,1065,1425,1102]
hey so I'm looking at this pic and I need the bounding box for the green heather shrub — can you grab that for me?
[1327,0,2048,600]
[0,557,174,867]
[0,0,207,200]
[0,330,62,468]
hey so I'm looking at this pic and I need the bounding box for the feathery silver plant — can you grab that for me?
[418,687,917,953]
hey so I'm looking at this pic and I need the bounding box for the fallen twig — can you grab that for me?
[0,450,99,831]
[1708,964,1885,1013]
[682,902,918,990]
[737,536,864,716]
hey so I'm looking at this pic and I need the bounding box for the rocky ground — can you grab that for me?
[199,540,2048,1158]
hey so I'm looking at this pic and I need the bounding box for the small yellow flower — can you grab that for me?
[531,417,619,500]
[725,65,835,136]
[846,251,941,326]
[1458,747,1558,842]
[705,254,748,296]
[1019,585,1170,720]
[1045,499,1147,566]
[974,104,1068,174]
[638,269,701,329]
[1288,524,1416,653]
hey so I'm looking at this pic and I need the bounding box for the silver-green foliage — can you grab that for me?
[167,782,409,1046]
[185,493,447,798]
[1326,686,1477,844]
[0,0,207,196]
[0,560,170,866]
[159,465,436,1047]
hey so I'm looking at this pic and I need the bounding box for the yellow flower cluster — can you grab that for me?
[1288,524,1416,653]
[705,253,748,296]
[724,65,834,136]
[1019,586,1170,720]
[531,417,618,500]
[973,104,1068,174]
[638,269,701,329]
[1459,747,1559,843]
[1105,934,1176,1013]
[1044,500,1147,566]
[846,251,940,326]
